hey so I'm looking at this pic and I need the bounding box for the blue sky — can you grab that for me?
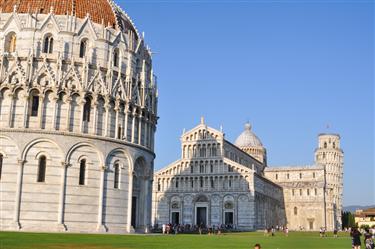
[118,1,374,206]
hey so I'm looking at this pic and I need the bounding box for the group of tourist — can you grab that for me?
[159,223,233,235]
[263,226,289,237]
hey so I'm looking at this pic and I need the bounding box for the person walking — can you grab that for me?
[351,227,362,249]
[364,228,374,249]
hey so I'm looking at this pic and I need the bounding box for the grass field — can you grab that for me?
[0,231,355,249]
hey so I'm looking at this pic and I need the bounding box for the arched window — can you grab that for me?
[299,189,302,196]
[294,207,298,215]
[299,173,302,179]
[324,142,327,149]
[114,163,120,189]
[157,180,161,191]
[314,188,317,195]
[83,97,91,122]
[210,164,213,173]
[175,179,179,189]
[287,173,290,179]
[5,32,17,53]
[275,174,278,180]
[0,153,3,180]
[200,177,203,188]
[313,172,316,178]
[190,165,194,174]
[211,145,217,156]
[200,164,204,173]
[333,142,336,149]
[37,156,47,182]
[30,92,40,117]
[210,178,214,188]
[199,147,205,157]
[79,39,88,58]
[113,48,119,67]
[79,159,86,185]
[43,34,54,54]
[292,189,295,196]
[307,189,310,196]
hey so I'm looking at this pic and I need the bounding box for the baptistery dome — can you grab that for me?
[0,0,138,34]
[0,0,157,234]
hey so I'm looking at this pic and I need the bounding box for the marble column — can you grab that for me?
[79,97,86,133]
[127,170,134,232]
[97,165,107,232]
[65,97,72,131]
[13,159,26,229]
[51,95,58,130]
[131,112,136,143]
[114,101,120,139]
[138,115,142,145]
[123,107,129,140]
[38,95,45,129]
[7,93,14,128]
[104,100,110,137]
[22,94,29,128]
[57,162,69,230]
[91,98,98,135]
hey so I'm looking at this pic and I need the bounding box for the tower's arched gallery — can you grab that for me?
[152,119,343,231]
[0,0,158,233]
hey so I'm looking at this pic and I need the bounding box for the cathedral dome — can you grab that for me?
[235,123,263,148]
[0,0,137,34]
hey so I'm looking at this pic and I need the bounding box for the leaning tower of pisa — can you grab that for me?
[315,133,344,230]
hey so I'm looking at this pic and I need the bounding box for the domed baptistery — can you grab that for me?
[0,0,158,233]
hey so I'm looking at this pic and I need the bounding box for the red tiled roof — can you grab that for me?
[0,0,117,28]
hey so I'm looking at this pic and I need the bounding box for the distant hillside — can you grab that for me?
[344,205,375,213]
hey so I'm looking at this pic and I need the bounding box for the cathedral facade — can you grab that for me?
[0,0,157,233]
[152,120,343,231]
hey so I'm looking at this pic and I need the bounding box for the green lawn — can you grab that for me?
[0,231,354,249]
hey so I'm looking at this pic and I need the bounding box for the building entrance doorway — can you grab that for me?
[131,196,137,228]
[225,212,234,225]
[309,220,314,230]
[172,212,180,225]
[196,207,207,226]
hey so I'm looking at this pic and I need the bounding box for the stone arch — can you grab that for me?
[21,138,63,161]
[41,90,56,129]
[55,91,68,130]
[10,87,26,128]
[20,138,64,225]
[63,142,103,228]
[130,156,151,230]
[65,142,103,166]
[0,87,12,127]
[102,148,132,227]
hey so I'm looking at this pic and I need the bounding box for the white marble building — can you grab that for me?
[0,0,158,233]
[152,120,343,231]
[152,119,286,230]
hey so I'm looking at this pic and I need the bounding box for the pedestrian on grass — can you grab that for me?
[364,228,374,249]
[334,228,338,238]
[351,227,362,249]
